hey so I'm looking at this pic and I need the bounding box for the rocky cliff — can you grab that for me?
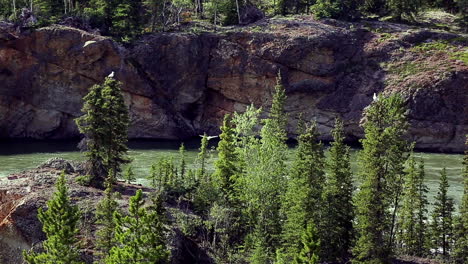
[0,18,466,152]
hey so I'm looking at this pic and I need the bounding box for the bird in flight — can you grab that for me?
[200,135,219,140]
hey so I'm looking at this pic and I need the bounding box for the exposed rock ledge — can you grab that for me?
[0,18,466,152]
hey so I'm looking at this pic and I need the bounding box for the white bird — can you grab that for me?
[199,135,219,140]
[373,93,378,102]
[108,71,115,78]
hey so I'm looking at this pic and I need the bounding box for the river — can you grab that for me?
[0,139,464,207]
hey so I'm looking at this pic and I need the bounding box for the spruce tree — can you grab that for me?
[397,154,429,257]
[352,93,409,264]
[320,118,354,262]
[387,0,421,21]
[249,75,289,261]
[430,168,455,259]
[213,114,240,204]
[453,137,468,264]
[105,189,169,263]
[280,122,325,261]
[198,133,209,179]
[178,143,187,181]
[23,172,83,264]
[293,222,320,264]
[123,166,136,184]
[76,76,130,188]
[95,171,120,259]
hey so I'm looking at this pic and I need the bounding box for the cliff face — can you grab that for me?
[0,18,466,152]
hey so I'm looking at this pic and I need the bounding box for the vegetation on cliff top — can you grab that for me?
[0,0,466,41]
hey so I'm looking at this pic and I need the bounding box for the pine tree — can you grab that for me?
[178,143,187,181]
[397,154,429,257]
[293,222,320,264]
[76,76,130,188]
[95,171,120,259]
[198,133,209,179]
[453,137,468,264]
[105,189,169,263]
[430,168,455,259]
[23,172,83,264]
[352,93,409,264]
[213,114,240,204]
[280,122,325,261]
[123,166,136,184]
[320,118,354,262]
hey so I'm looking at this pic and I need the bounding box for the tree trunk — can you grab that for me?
[235,0,241,25]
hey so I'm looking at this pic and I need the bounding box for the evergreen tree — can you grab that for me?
[280,122,325,261]
[198,133,209,179]
[430,168,455,259]
[387,0,422,21]
[320,118,354,262]
[213,114,240,204]
[95,171,120,259]
[105,189,169,263]
[248,75,289,261]
[293,222,320,264]
[123,166,136,184]
[352,93,409,264]
[23,172,83,264]
[397,154,429,257]
[76,76,130,188]
[312,0,360,20]
[110,0,143,41]
[178,143,187,181]
[453,137,468,264]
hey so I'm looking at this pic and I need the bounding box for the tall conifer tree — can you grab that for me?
[213,114,240,204]
[397,154,429,257]
[453,138,468,263]
[280,122,325,260]
[320,118,354,262]
[352,93,409,264]
[23,172,83,264]
[76,76,130,188]
[95,170,120,259]
[430,168,455,259]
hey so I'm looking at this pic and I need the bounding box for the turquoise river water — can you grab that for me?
[0,139,464,207]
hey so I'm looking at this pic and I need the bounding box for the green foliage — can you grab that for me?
[23,172,83,264]
[247,75,289,261]
[387,0,422,20]
[452,137,468,263]
[280,122,325,260]
[213,114,241,205]
[397,154,429,257]
[320,118,354,262]
[75,76,130,188]
[312,0,341,19]
[429,168,455,259]
[105,189,170,263]
[123,165,136,184]
[293,222,320,264]
[352,93,409,264]
[95,175,121,259]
